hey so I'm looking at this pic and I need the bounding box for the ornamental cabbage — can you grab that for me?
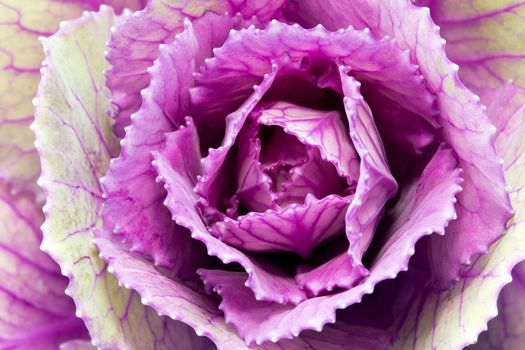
[1,1,525,349]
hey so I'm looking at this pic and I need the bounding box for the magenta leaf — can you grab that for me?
[194,64,279,210]
[390,88,525,346]
[107,0,286,136]
[199,269,395,347]
[232,115,277,212]
[195,145,461,344]
[277,147,348,206]
[255,101,360,182]
[362,87,437,155]
[286,0,512,289]
[192,20,433,128]
[212,193,352,258]
[152,142,308,306]
[295,252,367,296]
[260,126,308,169]
[0,182,87,349]
[340,68,397,269]
[101,17,233,271]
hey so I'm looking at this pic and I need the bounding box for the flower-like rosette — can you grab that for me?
[88,3,513,348]
[29,0,520,348]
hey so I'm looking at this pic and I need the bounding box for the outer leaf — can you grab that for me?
[191,21,434,128]
[471,262,525,350]
[32,7,210,350]
[467,84,525,350]
[199,269,395,348]
[420,0,525,92]
[0,182,87,349]
[393,83,525,350]
[106,0,286,135]
[0,0,144,193]
[91,235,397,350]
[95,235,248,350]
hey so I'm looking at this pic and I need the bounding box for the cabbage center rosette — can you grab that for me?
[198,101,359,259]
[92,9,511,348]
